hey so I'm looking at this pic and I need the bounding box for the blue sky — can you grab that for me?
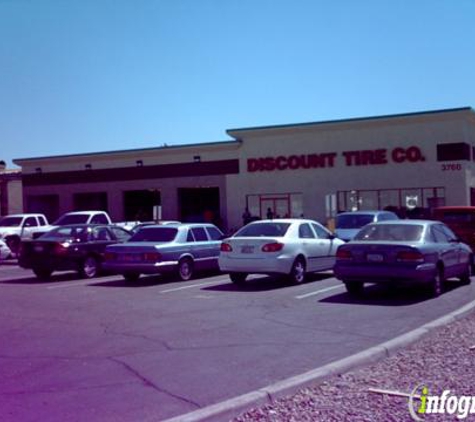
[1,0,474,167]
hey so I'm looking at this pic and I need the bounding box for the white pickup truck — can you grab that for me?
[0,213,51,253]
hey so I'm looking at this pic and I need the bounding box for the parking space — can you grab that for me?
[0,262,474,421]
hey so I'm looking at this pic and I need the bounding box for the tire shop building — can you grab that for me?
[14,107,475,232]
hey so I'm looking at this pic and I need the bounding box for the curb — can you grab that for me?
[163,298,475,422]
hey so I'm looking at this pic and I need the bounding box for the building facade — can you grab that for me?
[0,164,23,217]
[14,107,475,232]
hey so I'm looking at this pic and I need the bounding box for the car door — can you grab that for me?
[431,224,460,278]
[311,223,338,270]
[190,226,214,270]
[439,224,470,274]
[89,226,116,258]
[204,225,224,268]
[297,223,325,272]
[21,217,39,239]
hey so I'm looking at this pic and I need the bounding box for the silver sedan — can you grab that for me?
[103,223,224,282]
[219,219,344,285]
[334,220,473,297]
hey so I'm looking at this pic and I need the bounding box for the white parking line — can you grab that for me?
[160,281,223,293]
[295,284,344,299]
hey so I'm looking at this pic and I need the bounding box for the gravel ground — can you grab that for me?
[233,310,475,421]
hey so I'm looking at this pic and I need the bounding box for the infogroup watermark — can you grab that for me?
[409,384,475,420]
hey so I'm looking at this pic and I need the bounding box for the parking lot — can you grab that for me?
[0,261,474,421]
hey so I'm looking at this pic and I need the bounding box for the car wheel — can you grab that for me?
[344,281,364,296]
[178,258,194,281]
[430,266,444,297]
[33,268,52,280]
[460,260,472,285]
[289,257,306,284]
[79,255,99,279]
[123,272,140,282]
[230,272,247,285]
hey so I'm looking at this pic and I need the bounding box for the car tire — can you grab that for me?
[79,255,99,279]
[230,272,247,285]
[33,268,52,280]
[123,272,140,282]
[344,281,364,296]
[178,258,194,281]
[289,257,306,284]
[430,266,444,297]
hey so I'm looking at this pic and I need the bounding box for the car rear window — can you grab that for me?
[54,214,90,225]
[355,224,424,242]
[336,214,375,229]
[129,227,178,242]
[235,222,291,237]
[42,226,89,241]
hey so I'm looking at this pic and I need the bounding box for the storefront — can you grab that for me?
[14,107,475,232]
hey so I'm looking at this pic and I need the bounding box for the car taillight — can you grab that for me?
[55,242,70,254]
[261,243,284,252]
[143,252,161,262]
[105,252,117,261]
[396,250,424,263]
[221,243,233,252]
[336,249,353,260]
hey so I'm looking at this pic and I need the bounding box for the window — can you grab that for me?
[191,227,208,241]
[432,225,451,243]
[92,227,112,241]
[110,227,132,242]
[187,230,195,242]
[38,216,48,226]
[91,214,109,224]
[205,226,223,241]
[299,224,315,239]
[437,143,471,161]
[24,217,38,227]
[311,223,330,239]
[235,222,291,237]
[130,227,178,242]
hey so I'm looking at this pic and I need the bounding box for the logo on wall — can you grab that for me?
[247,146,426,172]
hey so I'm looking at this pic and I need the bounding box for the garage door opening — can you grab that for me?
[178,187,220,225]
[123,190,161,221]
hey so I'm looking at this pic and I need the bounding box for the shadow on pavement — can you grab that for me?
[204,273,334,293]
[320,280,466,306]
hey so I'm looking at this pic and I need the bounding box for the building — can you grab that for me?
[0,162,23,217]
[13,107,475,231]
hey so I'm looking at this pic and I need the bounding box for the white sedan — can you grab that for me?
[0,239,11,260]
[219,219,344,285]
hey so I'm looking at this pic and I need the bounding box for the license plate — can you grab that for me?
[241,245,255,254]
[34,245,44,252]
[367,253,384,262]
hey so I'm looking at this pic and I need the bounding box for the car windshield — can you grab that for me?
[41,226,89,242]
[54,214,90,225]
[129,227,178,242]
[0,216,22,227]
[355,224,424,242]
[336,214,375,229]
[235,222,291,237]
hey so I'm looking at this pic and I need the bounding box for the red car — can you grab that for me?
[433,206,475,252]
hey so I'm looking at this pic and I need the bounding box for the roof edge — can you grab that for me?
[226,107,474,136]
[13,139,241,165]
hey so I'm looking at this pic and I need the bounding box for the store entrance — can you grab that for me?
[178,187,220,225]
[123,190,161,221]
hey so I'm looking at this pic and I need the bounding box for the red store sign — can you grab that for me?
[247,146,426,172]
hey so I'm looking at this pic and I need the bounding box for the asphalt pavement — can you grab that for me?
[0,262,473,421]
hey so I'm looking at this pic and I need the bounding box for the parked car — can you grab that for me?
[32,211,113,238]
[19,224,132,279]
[103,223,224,282]
[0,213,50,254]
[335,210,399,241]
[433,206,475,252]
[334,220,472,297]
[218,218,345,285]
[0,239,11,260]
